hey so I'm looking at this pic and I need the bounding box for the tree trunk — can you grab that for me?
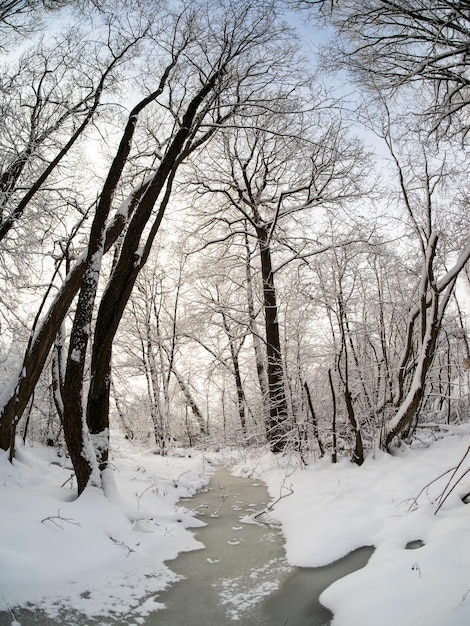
[244,230,270,426]
[328,367,338,464]
[384,287,445,449]
[86,70,225,464]
[171,367,207,435]
[337,290,364,465]
[220,308,247,435]
[0,182,145,452]
[257,226,290,452]
[383,234,459,448]
[304,380,324,457]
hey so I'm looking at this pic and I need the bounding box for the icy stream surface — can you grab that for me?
[147,465,373,625]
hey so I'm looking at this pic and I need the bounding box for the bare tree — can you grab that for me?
[0,0,301,493]
[295,0,470,452]
[0,18,147,246]
[0,0,68,48]
[299,1,470,137]
[123,256,210,452]
[191,101,367,451]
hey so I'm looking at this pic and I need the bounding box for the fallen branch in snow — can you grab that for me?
[173,470,191,488]
[254,472,294,522]
[41,509,81,529]
[109,535,136,557]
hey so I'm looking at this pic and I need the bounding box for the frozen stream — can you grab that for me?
[0,466,373,626]
[147,465,373,626]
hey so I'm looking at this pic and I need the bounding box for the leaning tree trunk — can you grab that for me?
[383,233,462,449]
[0,183,146,452]
[86,69,225,469]
[171,366,207,435]
[62,62,184,491]
[383,280,455,449]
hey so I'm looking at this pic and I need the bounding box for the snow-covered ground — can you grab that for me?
[244,424,470,626]
[0,434,211,624]
[1,425,470,625]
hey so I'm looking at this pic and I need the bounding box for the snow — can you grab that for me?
[0,434,211,623]
[1,426,470,625]
[241,424,470,626]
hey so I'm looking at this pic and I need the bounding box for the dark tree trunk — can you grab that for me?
[62,55,185,486]
[304,380,324,457]
[0,186,143,451]
[337,290,364,465]
[220,308,247,435]
[328,367,338,464]
[233,352,247,435]
[257,226,289,452]
[244,230,270,428]
[86,70,224,465]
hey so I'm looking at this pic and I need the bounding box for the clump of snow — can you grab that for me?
[0,432,211,622]
[240,425,470,626]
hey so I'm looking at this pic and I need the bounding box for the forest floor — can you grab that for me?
[1,425,470,626]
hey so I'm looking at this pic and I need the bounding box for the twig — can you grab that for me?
[109,536,135,557]
[173,470,191,487]
[435,465,470,515]
[411,562,422,578]
[61,473,75,488]
[254,473,294,521]
[407,445,470,514]
[435,445,470,507]
[189,489,230,517]
[407,467,455,511]
[41,509,81,529]
[210,489,230,517]
[135,483,161,510]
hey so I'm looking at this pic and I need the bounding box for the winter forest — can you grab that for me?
[1,0,470,625]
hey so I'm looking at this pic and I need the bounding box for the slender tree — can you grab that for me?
[192,105,367,451]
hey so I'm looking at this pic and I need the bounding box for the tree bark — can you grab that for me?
[337,290,364,465]
[304,380,324,457]
[244,230,270,429]
[220,309,247,435]
[86,68,225,466]
[171,367,207,435]
[257,225,290,452]
[0,183,145,451]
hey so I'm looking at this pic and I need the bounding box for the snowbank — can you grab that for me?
[239,425,470,626]
[0,433,211,622]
